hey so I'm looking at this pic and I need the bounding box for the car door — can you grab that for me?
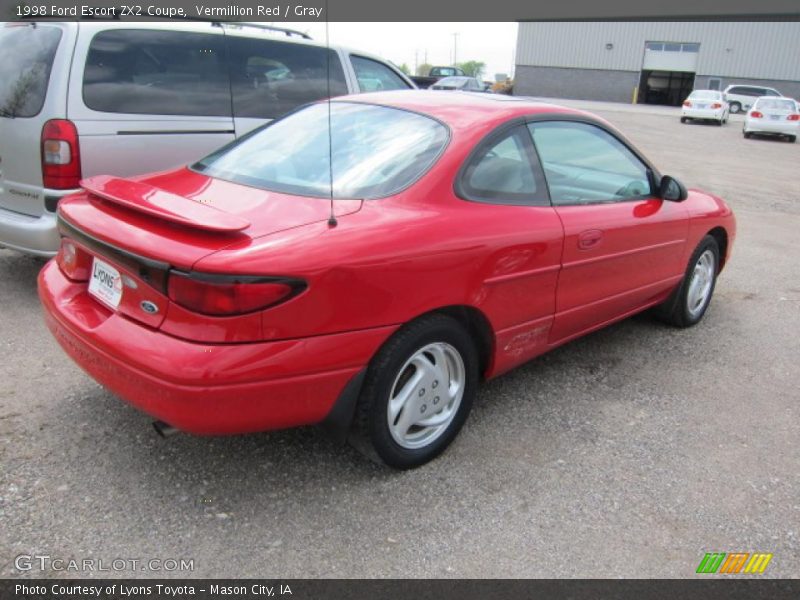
[527,119,689,344]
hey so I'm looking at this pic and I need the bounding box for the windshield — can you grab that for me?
[0,25,62,118]
[193,102,449,199]
[689,90,720,100]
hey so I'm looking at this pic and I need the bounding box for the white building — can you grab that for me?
[514,22,800,105]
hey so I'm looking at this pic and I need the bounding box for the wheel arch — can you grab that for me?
[707,226,729,271]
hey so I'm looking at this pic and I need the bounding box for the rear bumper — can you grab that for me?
[38,260,397,434]
[744,120,798,135]
[0,207,60,256]
[682,107,725,120]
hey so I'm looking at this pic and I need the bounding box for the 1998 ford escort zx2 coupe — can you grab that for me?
[39,91,735,468]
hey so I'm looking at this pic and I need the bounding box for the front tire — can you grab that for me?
[655,236,720,328]
[729,102,742,114]
[349,314,479,469]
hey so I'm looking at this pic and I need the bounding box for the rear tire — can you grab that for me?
[680,117,688,124]
[349,314,479,469]
[743,131,751,139]
[654,236,720,328]
[788,135,796,143]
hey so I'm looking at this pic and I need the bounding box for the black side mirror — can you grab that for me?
[659,175,688,202]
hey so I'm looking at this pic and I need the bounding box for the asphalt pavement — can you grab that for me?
[1,100,798,578]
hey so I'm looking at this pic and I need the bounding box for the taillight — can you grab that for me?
[41,119,81,190]
[167,272,303,316]
[711,103,722,109]
[750,111,763,118]
[56,238,91,281]
[683,101,692,107]
[788,114,800,121]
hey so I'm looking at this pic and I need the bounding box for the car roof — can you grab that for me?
[334,90,593,133]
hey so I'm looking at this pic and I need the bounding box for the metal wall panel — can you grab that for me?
[516,22,800,81]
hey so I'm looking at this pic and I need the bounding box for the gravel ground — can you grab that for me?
[1,101,798,579]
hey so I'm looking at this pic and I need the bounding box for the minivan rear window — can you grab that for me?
[83,29,231,116]
[0,25,62,118]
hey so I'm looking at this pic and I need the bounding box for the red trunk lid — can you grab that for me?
[57,167,362,270]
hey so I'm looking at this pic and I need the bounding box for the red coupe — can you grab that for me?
[39,91,735,468]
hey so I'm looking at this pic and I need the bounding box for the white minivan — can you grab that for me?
[0,21,415,256]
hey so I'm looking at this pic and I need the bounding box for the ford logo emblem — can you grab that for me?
[140,301,159,314]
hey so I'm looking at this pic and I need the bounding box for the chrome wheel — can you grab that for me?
[387,342,465,450]
[686,249,716,319]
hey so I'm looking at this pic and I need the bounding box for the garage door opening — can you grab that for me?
[639,70,695,106]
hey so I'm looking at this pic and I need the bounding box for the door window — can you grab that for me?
[0,25,62,118]
[351,56,410,92]
[83,29,231,116]
[227,37,347,119]
[528,121,651,205]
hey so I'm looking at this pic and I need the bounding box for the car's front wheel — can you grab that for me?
[349,314,478,469]
[655,235,720,328]
[729,102,742,114]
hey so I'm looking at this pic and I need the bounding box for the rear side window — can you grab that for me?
[0,25,62,118]
[83,29,231,116]
[459,126,548,206]
[351,56,410,92]
[228,37,347,119]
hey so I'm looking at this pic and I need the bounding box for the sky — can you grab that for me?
[280,22,519,80]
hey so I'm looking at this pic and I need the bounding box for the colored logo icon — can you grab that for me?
[696,552,773,574]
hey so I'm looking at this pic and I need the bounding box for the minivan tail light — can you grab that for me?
[750,111,763,118]
[167,272,303,316]
[41,119,82,190]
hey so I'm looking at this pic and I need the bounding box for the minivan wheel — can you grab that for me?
[654,235,720,328]
[729,102,742,114]
[349,314,478,469]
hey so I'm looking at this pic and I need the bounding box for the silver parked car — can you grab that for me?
[430,76,488,92]
[743,97,799,142]
[0,21,414,256]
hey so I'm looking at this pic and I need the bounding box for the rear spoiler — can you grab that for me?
[80,175,250,233]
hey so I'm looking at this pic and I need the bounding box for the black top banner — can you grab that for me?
[1,0,799,21]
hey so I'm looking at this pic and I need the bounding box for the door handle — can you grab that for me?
[578,229,603,250]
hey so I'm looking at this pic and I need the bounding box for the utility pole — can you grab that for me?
[452,32,459,66]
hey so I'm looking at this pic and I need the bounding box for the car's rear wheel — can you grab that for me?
[654,235,720,328]
[787,135,796,143]
[349,314,478,469]
[729,102,742,114]
[743,131,751,139]
[680,117,688,124]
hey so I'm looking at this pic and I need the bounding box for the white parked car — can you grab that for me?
[723,84,783,114]
[743,97,799,143]
[0,21,414,257]
[680,90,729,125]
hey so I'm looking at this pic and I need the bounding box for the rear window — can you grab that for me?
[754,99,796,111]
[0,25,62,118]
[689,91,720,100]
[83,29,231,116]
[228,37,347,119]
[193,102,449,199]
